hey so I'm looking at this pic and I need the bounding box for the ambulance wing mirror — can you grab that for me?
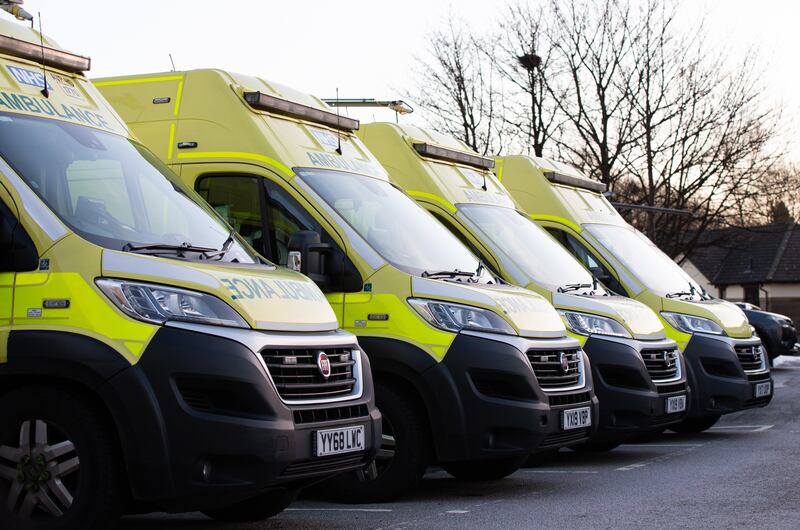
[287,230,333,286]
[0,204,38,272]
[589,266,611,284]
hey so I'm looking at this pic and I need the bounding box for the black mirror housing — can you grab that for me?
[287,230,332,285]
[0,202,38,272]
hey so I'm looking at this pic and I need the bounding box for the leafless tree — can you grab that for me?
[407,17,506,155]
[487,3,563,157]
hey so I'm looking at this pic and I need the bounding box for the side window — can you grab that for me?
[262,180,326,266]
[262,180,362,292]
[546,227,628,296]
[197,175,266,255]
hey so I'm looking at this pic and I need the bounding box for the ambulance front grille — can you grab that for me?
[640,348,680,382]
[735,344,766,372]
[526,349,582,389]
[261,347,356,400]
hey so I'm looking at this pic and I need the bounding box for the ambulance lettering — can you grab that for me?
[6,65,52,90]
[0,90,113,130]
[220,277,326,302]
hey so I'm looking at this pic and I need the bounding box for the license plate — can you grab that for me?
[315,425,365,457]
[755,381,772,398]
[562,406,592,430]
[666,394,687,414]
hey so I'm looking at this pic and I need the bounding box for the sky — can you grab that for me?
[12,0,800,158]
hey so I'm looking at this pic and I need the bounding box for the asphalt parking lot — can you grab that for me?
[123,356,800,529]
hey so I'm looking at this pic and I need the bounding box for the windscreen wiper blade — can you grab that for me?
[558,283,593,293]
[206,230,237,260]
[421,269,475,280]
[665,291,695,299]
[122,242,217,257]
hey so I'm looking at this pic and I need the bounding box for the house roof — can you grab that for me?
[687,223,799,285]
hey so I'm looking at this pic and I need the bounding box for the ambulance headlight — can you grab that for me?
[661,312,723,335]
[97,279,248,328]
[408,298,515,335]
[559,310,631,338]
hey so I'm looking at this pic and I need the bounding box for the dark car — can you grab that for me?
[736,303,799,364]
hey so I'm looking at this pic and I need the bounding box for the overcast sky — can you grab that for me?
[18,0,800,159]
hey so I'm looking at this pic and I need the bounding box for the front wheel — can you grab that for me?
[0,387,122,530]
[441,455,527,481]
[669,415,721,433]
[322,384,430,503]
[202,489,297,522]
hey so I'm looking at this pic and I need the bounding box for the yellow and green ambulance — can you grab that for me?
[496,155,772,432]
[359,123,689,449]
[0,11,380,528]
[96,68,599,502]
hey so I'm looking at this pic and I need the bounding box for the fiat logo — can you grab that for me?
[316,352,331,379]
[559,352,570,373]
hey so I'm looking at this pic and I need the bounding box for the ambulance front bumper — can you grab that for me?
[103,324,380,513]
[682,334,773,418]
[583,336,689,442]
[423,331,598,463]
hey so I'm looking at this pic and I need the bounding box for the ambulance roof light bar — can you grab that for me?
[413,143,495,170]
[0,33,90,73]
[544,170,606,193]
[322,98,415,115]
[1,1,32,21]
[243,91,360,132]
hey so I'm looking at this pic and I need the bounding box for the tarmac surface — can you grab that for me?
[122,356,800,529]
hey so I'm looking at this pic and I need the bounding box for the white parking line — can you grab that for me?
[445,510,470,514]
[519,469,599,474]
[709,425,774,432]
[622,443,705,448]
[286,508,393,512]
[615,443,705,471]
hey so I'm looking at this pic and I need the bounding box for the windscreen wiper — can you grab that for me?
[558,283,593,293]
[665,291,694,299]
[421,269,475,280]
[122,242,216,258]
[206,230,237,260]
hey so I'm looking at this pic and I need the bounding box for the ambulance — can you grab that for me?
[359,123,689,449]
[496,155,772,432]
[96,69,599,502]
[0,8,379,528]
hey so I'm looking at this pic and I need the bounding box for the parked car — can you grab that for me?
[736,303,799,364]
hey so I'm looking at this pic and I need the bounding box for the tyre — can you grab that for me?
[202,488,297,522]
[441,455,527,481]
[568,441,621,453]
[0,386,122,530]
[322,384,430,503]
[669,415,721,433]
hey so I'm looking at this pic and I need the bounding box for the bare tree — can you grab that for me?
[488,3,563,157]
[408,17,506,155]
[546,0,639,186]
[615,0,784,257]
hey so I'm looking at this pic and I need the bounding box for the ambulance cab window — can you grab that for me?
[197,175,267,255]
[262,180,328,266]
[546,228,628,296]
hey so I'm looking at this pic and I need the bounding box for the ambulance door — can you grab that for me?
[1,182,35,359]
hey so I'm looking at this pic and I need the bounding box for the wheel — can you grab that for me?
[568,441,621,452]
[0,387,122,530]
[441,455,527,481]
[321,384,430,503]
[202,488,297,522]
[669,415,721,433]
